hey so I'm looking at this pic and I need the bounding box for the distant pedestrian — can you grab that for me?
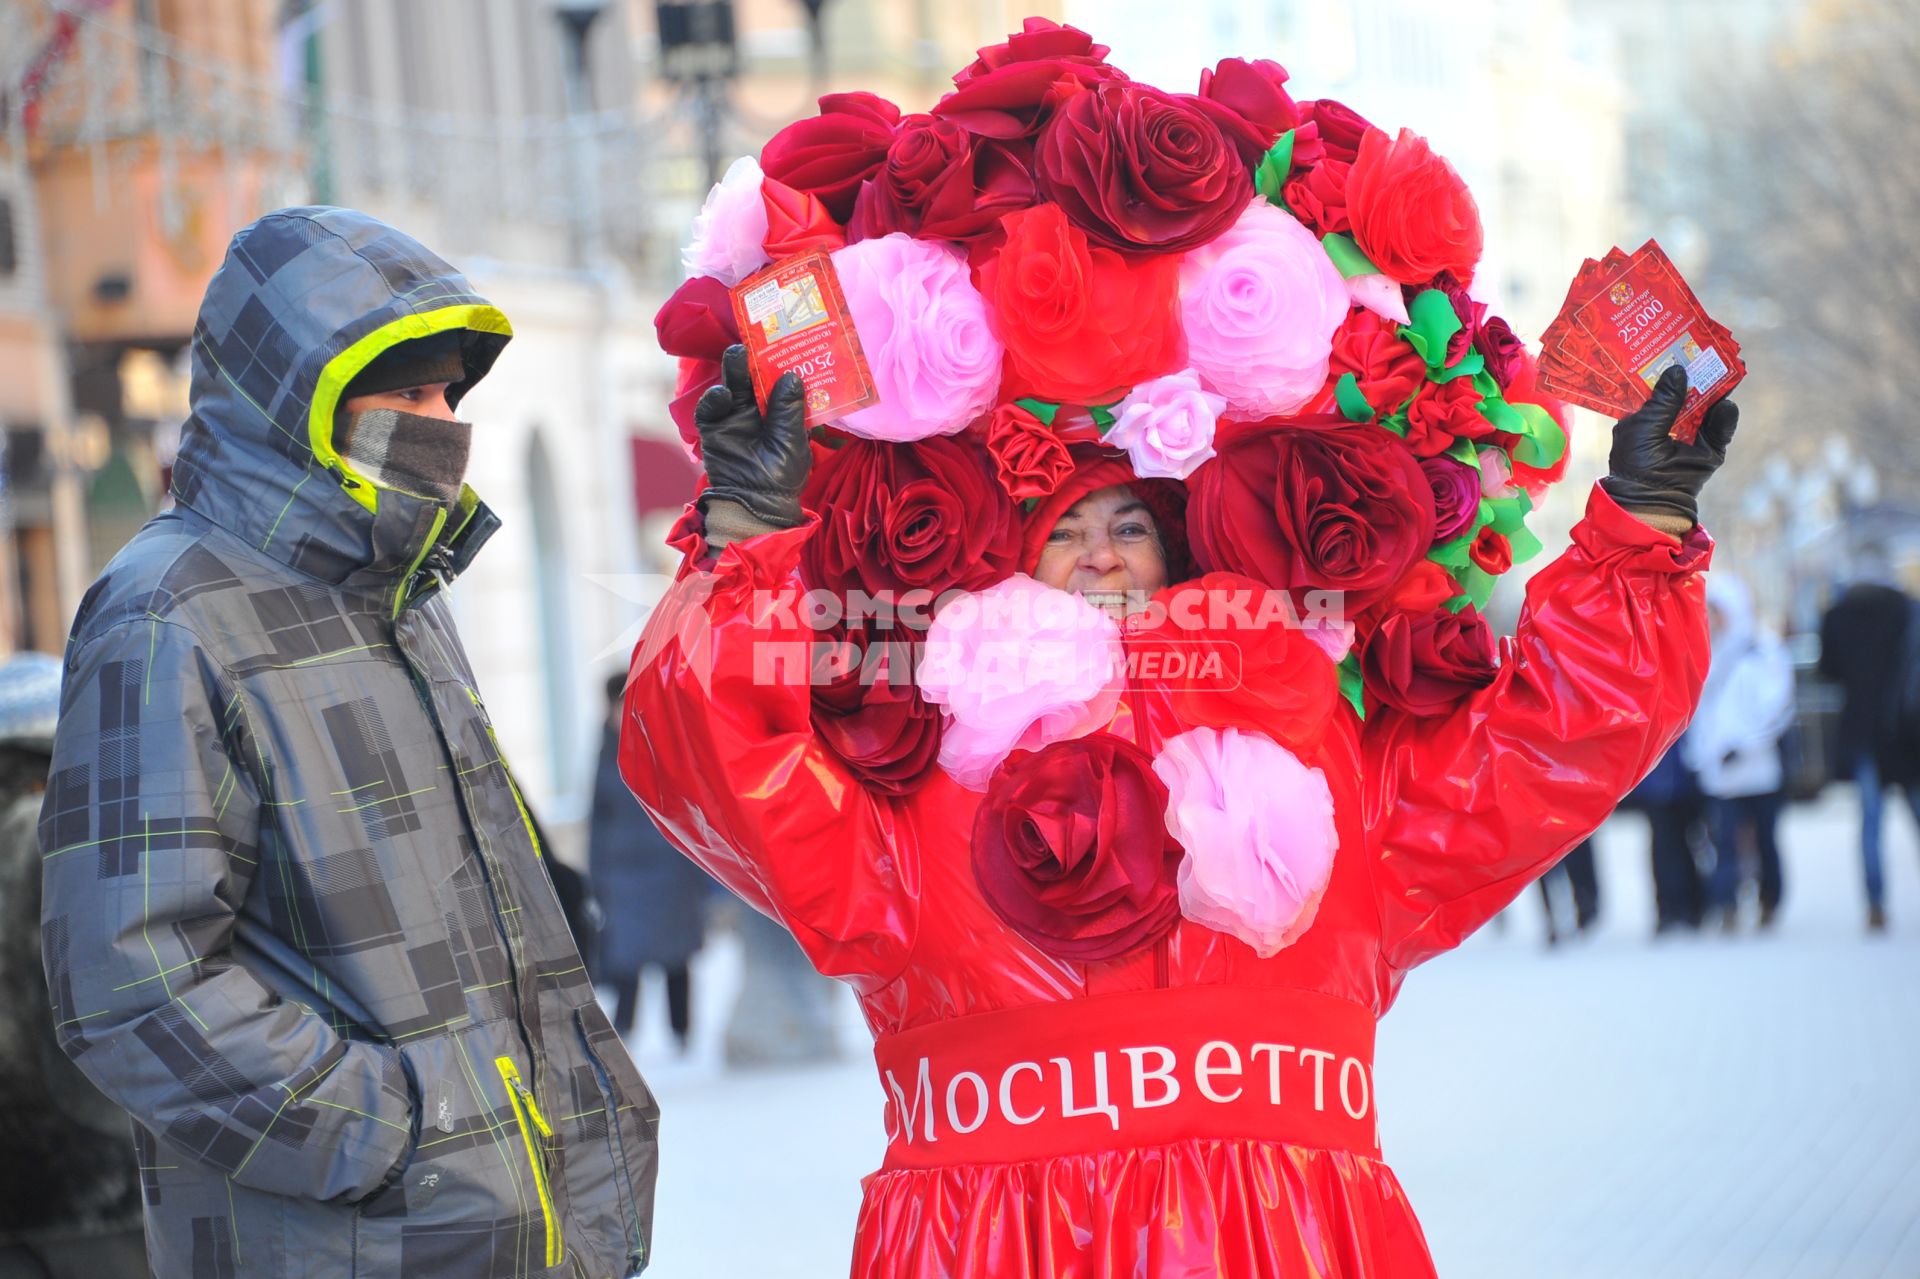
[1535,837,1599,945]
[1686,575,1794,930]
[1818,575,1919,930]
[592,674,712,1049]
[1625,738,1709,933]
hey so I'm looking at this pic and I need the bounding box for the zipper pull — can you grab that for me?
[497,1058,554,1137]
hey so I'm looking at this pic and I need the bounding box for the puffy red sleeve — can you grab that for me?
[1363,484,1712,972]
[619,519,916,992]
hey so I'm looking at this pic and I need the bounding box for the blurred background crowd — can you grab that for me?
[0,1,1916,1275]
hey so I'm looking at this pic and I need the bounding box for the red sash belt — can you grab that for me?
[872,985,1380,1170]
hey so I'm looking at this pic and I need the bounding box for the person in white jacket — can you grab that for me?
[1685,574,1796,929]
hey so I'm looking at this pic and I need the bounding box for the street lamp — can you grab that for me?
[548,0,609,267]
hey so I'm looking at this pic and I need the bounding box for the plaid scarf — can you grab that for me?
[335,408,472,507]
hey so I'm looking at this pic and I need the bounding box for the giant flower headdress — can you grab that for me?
[657,18,1572,964]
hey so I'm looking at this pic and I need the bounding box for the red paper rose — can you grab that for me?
[1188,417,1437,612]
[1346,127,1484,286]
[1131,571,1340,752]
[1431,271,1488,366]
[975,202,1184,404]
[937,18,1124,140]
[1468,525,1513,576]
[801,435,1021,600]
[653,275,739,362]
[1035,79,1253,254]
[668,356,720,455]
[983,403,1073,499]
[810,621,943,795]
[849,115,1038,243]
[1323,309,1423,420]
[761,175,847,257]
[1401,376,1494,457]
[1300,98,1373,163]
[1421,455,1483,543]
[1196,58,1301,144]
[1281,158,1352,237]
[760,92,902,222]
[1474,315,1526,389]
[1361,602,1498,717]
[971,733,1182,963]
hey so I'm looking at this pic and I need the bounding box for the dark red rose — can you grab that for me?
[1431,271,1487,366]
[975,202,1184,404]
[654,275,739,362]
[1035,79,1252,254]
[1346,127,1484,286]
[810,621,943,796]
[953,16,1112,85]
[1361,602,1498,717]
[1196,58,1301,144]
[848,115,1038,243]
[668,357,720,455]
[1300,98,1373,164]
[1188,417,1437,611]
[1474,314,1526,388]
[1130,571,1340,752]
[971,733,1183,963]
[760,92,902,222]
[1468,525,1513,576]
[1402,375,1494,457]
[1422,455,1482,543]
[983,403,1073,499]
[801,435,1021,600]
[761,174,847,257]
[1322,309,1423,420]
[937,19,1125,140]
[1281,158,1352,236]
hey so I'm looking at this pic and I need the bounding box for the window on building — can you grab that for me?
[0,197,16,278]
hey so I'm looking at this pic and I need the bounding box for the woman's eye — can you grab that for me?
[1117,523,1151,539]
[1047,528,1076,544]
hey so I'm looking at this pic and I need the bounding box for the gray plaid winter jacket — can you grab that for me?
[39,208,657,1279]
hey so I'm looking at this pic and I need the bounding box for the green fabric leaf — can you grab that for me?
[1397,290,1462,369]
[1321,232,1381,281]
[1477,392,1525,435]
[1426,352,1485,384]
[1507,402,1567,469]
[1443,591,1473,614]
[1456,564,1497,610]
[1089,403,1118,432]
[1444,435,1481,468]
[1255,130,1297,206]
[1429,529,1475,569]
[1378,410,1409,439]
[1013,397,1060,427]
[1507,523,1545,564]
[1335,372,1374,422]
[1020,496,1042,514]
[1471,369,1500,399]
[1338,652,1366,721]
[1485,491,1533,535]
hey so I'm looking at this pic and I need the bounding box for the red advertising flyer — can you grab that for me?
[1537,240,1743,442]
[729,251,880,427]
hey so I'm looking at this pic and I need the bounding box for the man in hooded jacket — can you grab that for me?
[40,207,658,1279]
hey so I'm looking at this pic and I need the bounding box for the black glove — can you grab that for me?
[1599,364,1739,526]
[695,344,810,528]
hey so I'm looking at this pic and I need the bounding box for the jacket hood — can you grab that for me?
[1018,444,1192,582]
[1706,572,1755,655]
[170,207,512,612]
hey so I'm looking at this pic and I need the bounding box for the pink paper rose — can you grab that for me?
[683,155,772,287]
[831,233,1004,441]
[1179,202,1348,417]
[1153,726,1338,956]
[1105,369,1223,480]
[917,575,1124,789]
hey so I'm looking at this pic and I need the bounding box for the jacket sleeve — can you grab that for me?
[619,521,914,992]
[40,617,416,1203]
[1363,484,1713,971]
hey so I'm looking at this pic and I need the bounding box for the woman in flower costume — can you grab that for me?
[626,20,1737,1276]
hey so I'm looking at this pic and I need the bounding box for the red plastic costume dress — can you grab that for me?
[621,481,1710,1278]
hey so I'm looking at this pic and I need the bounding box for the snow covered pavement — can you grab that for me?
[617,788,1920,1277]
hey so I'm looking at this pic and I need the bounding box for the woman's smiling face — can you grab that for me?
[1032,484,1169,618]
